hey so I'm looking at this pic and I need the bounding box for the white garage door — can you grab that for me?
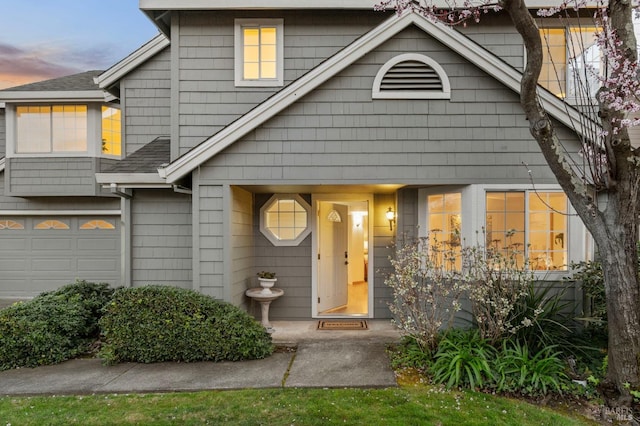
[0,216,121,298]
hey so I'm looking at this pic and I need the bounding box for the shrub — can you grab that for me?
[388,335,434,373]
[509,283,574,354]
[494,339,567,395]
[0,280,115,370]
[99,286,273,364]
[386,235,468,352]
[568,260,607,330]
[431,329,496,390]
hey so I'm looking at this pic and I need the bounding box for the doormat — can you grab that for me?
[317,320,368,330]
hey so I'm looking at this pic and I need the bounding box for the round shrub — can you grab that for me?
[99,286,273,364]
[0,280,115,371]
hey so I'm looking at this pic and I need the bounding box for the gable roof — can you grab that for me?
[161,10,591,184]
[0,71,106,102]
[95,33,169,92]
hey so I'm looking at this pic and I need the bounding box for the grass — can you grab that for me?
[0,386,596,425]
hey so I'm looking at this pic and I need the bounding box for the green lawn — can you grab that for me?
[0,386,596,425]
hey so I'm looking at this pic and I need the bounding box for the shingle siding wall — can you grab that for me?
[251,193,312,320]
[176,11,527,155]
[122,47,171,155]
[0,108,6,158]
[7,158,101,196]
[230,186,254,308]
[197,184,225,299]
[131,189,192,288]
[199,27,580,186]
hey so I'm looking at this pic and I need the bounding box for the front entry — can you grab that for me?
[313,196,371,318]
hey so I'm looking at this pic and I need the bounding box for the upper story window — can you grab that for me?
[16,105,87,153]
[539,26,600,101]
[235,19,284,87]
[9,103,121,158]
[101,106,121,156]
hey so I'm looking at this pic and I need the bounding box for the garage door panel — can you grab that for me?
[77,238,119,250]
[32,259,73,271]
[77,259,118,272]
[32,238,73,251]
[0,238,27,251]
[0,259,27,271]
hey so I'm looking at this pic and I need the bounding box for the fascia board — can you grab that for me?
[96,34,170,89]
[0,91,106,102]
[140,0,590,10]
[95,172,168,185]
[164,10,590,183]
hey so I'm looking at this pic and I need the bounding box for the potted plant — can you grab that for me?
[257,271,277,293]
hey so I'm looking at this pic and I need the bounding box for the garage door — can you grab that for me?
[0,216,121,298]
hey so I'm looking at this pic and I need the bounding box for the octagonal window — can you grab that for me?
[260,194,311,246]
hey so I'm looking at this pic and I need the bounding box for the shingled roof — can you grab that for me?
[0,71,103,92]
[103,137,170,173]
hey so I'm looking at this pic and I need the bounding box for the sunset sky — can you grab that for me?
[0,1,158,89]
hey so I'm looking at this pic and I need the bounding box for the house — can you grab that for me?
[0,1,594,320]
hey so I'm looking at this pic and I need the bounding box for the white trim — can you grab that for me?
[311,193,374,319]
[259,194,311,246]
[95,173,168,185]
[164,10,591,183]
[95,34,169,90]
[0,102,5,108]
[234,19,284,87]
[372,53,451,99]
[141,0,588,10]
[0,210,121,216]
[0,91,106,102]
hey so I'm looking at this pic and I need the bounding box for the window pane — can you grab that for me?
[102,107,122,156]
[16,106,51,153]
[261,62,276,79]
[260,27,276,45]
[567,27,599,98]
[427,192,462,269]
[265,197,309,241]
[539,28,567,97]
[242,25,278,81]
[528,192,567,270]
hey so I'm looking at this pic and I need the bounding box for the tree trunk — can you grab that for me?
[595,192,640,407]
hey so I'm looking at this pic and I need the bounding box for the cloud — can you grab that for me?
[0,41,84,89]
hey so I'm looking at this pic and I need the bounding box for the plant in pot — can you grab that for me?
[257,271,277,294]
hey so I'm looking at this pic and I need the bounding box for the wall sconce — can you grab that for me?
[385,207,396,231]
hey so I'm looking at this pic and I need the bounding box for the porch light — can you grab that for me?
[385,207,396,231]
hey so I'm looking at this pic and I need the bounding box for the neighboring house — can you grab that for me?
[0,1,596,320]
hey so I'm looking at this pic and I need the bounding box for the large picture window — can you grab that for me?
[427,192,462,269]
[486,191,567,270]
[16,105,87,153]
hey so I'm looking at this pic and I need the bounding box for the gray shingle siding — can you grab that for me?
[131,189,192,288]
[197,27,580,186]
[122,47,171,155]
[230,186,254,308]
[7,158,103,197]
[196,184,225,299]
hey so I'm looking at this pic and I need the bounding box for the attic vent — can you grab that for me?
[372,53,451,100]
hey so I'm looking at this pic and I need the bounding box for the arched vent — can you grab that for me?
[373,54,451,100]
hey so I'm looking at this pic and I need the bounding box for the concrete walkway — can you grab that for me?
[0,320,401,396]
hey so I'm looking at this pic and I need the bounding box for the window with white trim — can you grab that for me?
[260,194,311,246]
[539,26,601,100]
[426,192,462,269]
[235,19,284,87]
[16,105,87,153]
[486,191,568,270]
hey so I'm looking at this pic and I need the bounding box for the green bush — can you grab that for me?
[431,329,496,390]
[0,279,117,370]
[99,286,273,364]
[494,339,567,395]
[389,335,434,373]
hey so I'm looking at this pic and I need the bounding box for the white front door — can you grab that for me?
[317,202,349,312]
